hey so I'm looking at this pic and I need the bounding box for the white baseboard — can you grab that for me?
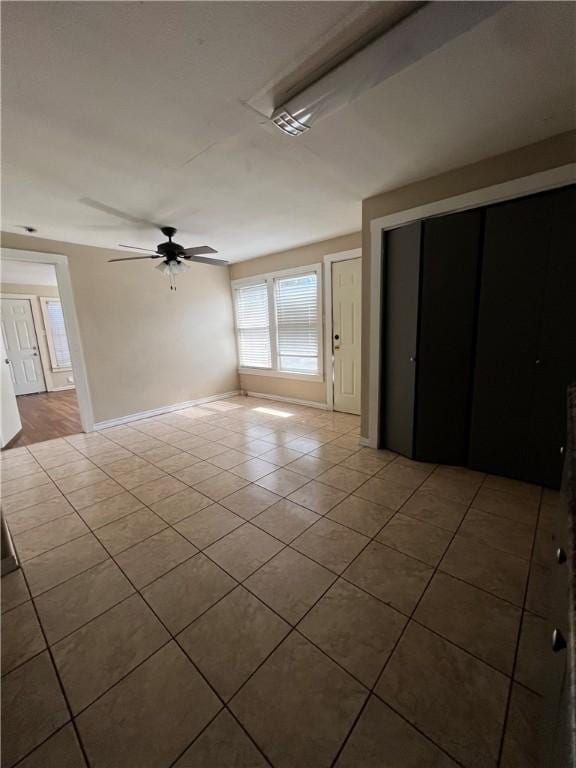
[358,436,373,447]
[244,391,329,410]
[93,390,241,430]
[48,385,76,392]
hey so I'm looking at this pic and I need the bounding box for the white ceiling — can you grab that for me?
[2,2,575,262]
[1,259,58,287]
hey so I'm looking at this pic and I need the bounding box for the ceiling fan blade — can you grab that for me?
[108,256,157,262]
[183,246,218,256]
[118,244,159,253]
[80,198,162,229]
[185,255,230,266]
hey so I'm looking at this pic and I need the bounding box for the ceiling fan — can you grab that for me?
[109,226,228,290]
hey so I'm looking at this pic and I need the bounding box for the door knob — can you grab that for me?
[556,547,567,564]
[409,356,416,363]
[552,629,567,652]
[4,359,9,365]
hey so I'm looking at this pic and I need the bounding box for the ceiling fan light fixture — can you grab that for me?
[155,260,190,275]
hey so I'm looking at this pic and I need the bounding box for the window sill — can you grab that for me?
[238,368,324,383]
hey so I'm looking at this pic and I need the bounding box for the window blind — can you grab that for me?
[234,282,272,369]
[274,272,319,373]
[45,300,72,368]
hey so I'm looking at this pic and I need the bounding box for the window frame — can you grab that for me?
[231,263,323,381]
[39,297,73,371]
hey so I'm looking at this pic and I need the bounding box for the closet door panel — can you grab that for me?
[529,186,576,486]
[469,194,553,480]
[414,209,482,463]
[381,223,421,456]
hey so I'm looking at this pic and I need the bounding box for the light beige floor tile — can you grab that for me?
[316,466,371,494]
[500,683,542,768]
[90,447,135,467]
[153,451,200,472]
[102,455,151,478]
[515,611,547,694]
[299,580,406,686]
[76,643,221,768]
[229,457,277,481]
[285,436,324,453]
[94,508,167,555]
[194,471,249,501]
[473,487,539,526]
[5,496,75,536]
[205,524,284,581]
[376,462,433,490]
[130,475,188,505]
[459,508,533,560]
[376,514,452,566]
[65,479,125,511]
[230,632,367,768]
[310,444,356,463]
[173,710,267,768]
[16,724,86,768]
[150,487,213,524]
[376,622,508,768]
[208,449,253,470]
[399,490,468,532]
[1,600,46,674]
[526,562,550,618]
[287,480,348,515]
[53,593,169,713]
[35,450,85,470]
[78,491,144,529]
[142,553,235,633]
[14,514,89,561]
[415,572,521,674]
[138,444,182,463]
[34,559,134,644]
[243,438,281,457]
[179,586,289,700]
[1,471,52,498]
[344,541,433,615]
[440,534,529,606]
[115,527,197,588]
[291,519,369,574]
[259,447,305,467]
[255,468,312,497]
[484,475,541,503]
[189,441,229,460]
[335,695,458,768]
[1,652,69,768]
[286,454,334,479]
[353,477,413,511]
[419,474,479,505]
[55,468,108,494]
[173,461,223,486]
[339,449,395,475]
[113,465,166,490]
[46,458,97,480]
[23,533,108,596]
[244,547,335,624]
[220,484,280,520]
[1,568,30,613]
[327,495,394,537]
[1,483,62,515]
[175,503,244,549]
[252,498,320,543]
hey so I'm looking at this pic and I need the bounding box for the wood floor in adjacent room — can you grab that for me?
[9,390,82,447]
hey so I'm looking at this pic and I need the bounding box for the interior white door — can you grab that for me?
[1,338,22,446]
[1,298,46,395]
[332,258,361,415]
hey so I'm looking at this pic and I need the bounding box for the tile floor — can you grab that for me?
[0,395,556,768]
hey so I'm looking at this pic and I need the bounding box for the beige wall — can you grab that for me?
[231,232,361,404]
[1,234,239,423]
[360,130,576,437]
[0,282,73,391]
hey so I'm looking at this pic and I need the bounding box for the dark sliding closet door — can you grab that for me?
[414,210,482,463]
[469,186,576,487]
[381,223,421,457]
[528,187,576,486]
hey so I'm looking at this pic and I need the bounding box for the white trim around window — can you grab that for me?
[39,297,73,371]
[231,263,324,382]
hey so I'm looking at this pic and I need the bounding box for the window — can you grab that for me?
[232,265,322,378]
[40,298,72,369]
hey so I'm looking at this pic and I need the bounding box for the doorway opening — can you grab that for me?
[1,258,85,446]
[324,249,362,416]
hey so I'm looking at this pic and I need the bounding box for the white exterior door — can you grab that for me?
[332,258,361,415]
[1,299,46,395]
